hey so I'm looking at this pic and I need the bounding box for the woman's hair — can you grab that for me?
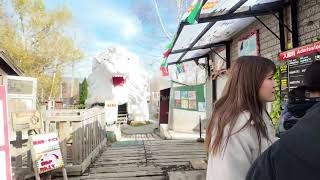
[205,56,276,155]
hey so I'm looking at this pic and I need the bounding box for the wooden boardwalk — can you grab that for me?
[68,136,207,180]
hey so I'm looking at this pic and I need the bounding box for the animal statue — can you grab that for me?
[86,46,149,121]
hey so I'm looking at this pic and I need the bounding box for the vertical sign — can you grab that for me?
[0,86,12,180]
[105,101,118,125]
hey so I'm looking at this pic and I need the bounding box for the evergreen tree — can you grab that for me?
[80,78,88,105]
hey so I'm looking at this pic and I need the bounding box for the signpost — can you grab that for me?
[279,41,320,102]
[105,100,118,125]
[0,86,12,180]
[30,133,67,180]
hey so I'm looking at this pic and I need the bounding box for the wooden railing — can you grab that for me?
[12,108,107,179]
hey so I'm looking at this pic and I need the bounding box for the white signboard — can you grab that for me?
[30,133,64,174]
[105,100,118,125]
[0,86,12,180]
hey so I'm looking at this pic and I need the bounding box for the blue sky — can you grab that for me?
[43,0,192,79]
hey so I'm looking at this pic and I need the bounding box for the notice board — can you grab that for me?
[172,84,205,112]
[279,41,320,102]
[30,133,64,174]
[105,100,118,125]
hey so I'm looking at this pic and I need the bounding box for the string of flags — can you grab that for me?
[176,63,186,73]
[160,0,204,77]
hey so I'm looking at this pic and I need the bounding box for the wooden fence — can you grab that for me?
[12,108,107,179]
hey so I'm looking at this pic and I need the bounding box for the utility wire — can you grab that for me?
[152,0,173,40]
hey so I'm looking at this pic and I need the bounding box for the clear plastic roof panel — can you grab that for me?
[183,48,211,60]
[172,23,209,51]
[168,0,281,64]
[167,52,184,64]
[195,17,255,47]
[200,0,280,16]
[167,48,210,64]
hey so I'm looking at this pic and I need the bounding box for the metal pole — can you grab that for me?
[199,116,202,139]
[197,115,204,142]
[291,0,299,48]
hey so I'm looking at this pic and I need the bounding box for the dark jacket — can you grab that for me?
[246,102,320,180]
[278,99,318,136]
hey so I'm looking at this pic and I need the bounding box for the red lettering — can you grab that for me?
[41,160,52,166]
[33,140,45,145]
[40,167,48,172]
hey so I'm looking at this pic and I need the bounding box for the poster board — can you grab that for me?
[279,41,320,102]
[105,100,118,125]
[0,86,12,180]
[29,133,64,174]
[238,30,260,56]
[172,84,205,111]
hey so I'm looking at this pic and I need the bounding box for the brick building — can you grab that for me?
[163,0,320,132]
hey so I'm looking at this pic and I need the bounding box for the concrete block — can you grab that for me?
[168,170,206,180]
[190,160,207,170]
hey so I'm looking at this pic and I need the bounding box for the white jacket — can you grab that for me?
[206,111,278,180]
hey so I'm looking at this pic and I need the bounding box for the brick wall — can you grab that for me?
[230,1,320,64]
[298,0,320,45]
[231,15,281,64]
[205,1,320,115]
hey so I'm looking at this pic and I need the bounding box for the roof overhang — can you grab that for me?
[166,0,289,66]
[0,50,23,76]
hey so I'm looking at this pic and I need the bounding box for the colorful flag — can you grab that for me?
[187,0,203,24]
[160,58,169,76]
[176,63,185,73]
[163,35,176,58]
[163,48,172,58]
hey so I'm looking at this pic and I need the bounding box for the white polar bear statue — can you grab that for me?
[86,46,149,121]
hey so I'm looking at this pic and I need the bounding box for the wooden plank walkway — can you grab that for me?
[67,135,207,180]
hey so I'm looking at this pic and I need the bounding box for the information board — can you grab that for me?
[30,133,64,174]
[279,41,320,102]
[105,100,118,125]
[172,84,205,111]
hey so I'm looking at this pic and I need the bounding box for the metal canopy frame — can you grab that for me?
[167,0,294,66]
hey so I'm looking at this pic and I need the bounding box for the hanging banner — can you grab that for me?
[30,133,64,174]
[0,86,12,180]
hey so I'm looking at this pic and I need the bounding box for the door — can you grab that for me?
[159,88,170,124]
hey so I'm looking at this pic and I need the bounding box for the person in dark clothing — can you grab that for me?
[246,60,320,180]
[277,86,319,136]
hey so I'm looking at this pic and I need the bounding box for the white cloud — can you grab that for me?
[70,1,143,40]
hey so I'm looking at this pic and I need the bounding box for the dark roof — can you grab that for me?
[0,50,23,76]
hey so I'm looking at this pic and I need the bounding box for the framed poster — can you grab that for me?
[188,91,196,100]
[175,91,181,100]
[181,91,188,99]
[181,99,189,109]
[175,100,181,107]
[189,100,196,110]
[198,102,206,112]
[238,30,260,56]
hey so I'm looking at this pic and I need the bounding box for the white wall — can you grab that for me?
[171,109,206,132]
[216,75,228,99]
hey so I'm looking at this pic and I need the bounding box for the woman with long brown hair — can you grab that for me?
[206,56,278,180]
